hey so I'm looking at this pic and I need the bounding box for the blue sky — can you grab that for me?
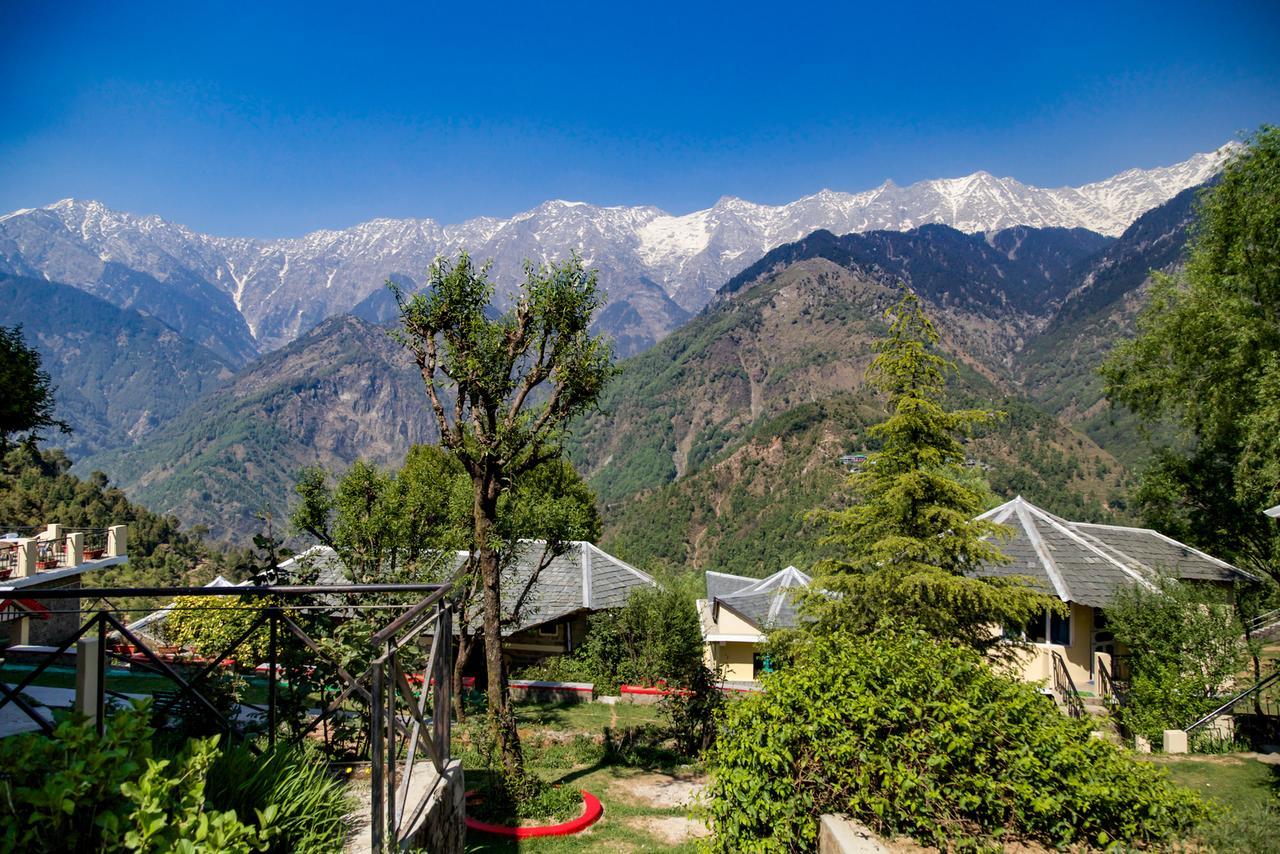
[1,1,1277,236]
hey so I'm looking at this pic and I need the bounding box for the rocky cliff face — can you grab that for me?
[75,315,438,541]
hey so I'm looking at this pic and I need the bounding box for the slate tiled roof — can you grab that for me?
[274,542,655,635]
[970,497,1252,608]
[707,566,812,630]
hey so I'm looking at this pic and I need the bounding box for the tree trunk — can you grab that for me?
[474,470,525,780]
[452,630,473,722]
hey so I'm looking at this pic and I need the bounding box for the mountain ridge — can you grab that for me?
[0,145,1233,356]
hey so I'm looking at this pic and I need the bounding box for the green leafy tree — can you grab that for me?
[808,293,1054,646]
[0,324,69,453]
[1102,126,1280,587]
[394,253,614,783]
[1105,576,1249,743]
[294,446,470,584]
[292,446,601,723]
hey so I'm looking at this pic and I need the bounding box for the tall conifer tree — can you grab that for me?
[809,293,1054,645]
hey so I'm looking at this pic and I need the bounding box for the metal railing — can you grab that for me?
[1050,650,1086,719]
[369,586,455,850]
[0,582,456,850]
[34,536,72,570]
[0,542,17,580]
[1096,656,1119,708]
[82,529,109,560]
[1246,607,1280,638]
[1186,671,1280,733]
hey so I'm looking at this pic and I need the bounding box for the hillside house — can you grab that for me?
[697,498,1253,694]
[697,566,811,682]
[0,524,128,648]
[275,541,656,669]
[970,496,1255,695]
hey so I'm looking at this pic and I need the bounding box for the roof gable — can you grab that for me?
[273,541,656,635]
[707,565,812,630]
[972,496,1249,607]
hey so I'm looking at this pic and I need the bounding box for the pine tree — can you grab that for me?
[808,293,1054,646]
[0,325,68,453]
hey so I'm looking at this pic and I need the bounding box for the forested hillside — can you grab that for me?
[1013,185,1203,466]
[572,255,1130,576]
[0,446,244,609]
[0,276,234,459]
[76,315,439,541]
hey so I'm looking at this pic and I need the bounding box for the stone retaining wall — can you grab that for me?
[403,759,466,854]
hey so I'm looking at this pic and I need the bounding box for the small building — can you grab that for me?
[697,566,811,682]
[275,541,657,669]
[0,524,129,648]
[970,496,1255,694]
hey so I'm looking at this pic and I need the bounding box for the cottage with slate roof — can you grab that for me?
[697,566,811,682]
[274,541,656,669]
[970,496,1255,695]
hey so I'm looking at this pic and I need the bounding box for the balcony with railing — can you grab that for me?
[0,524,128,586]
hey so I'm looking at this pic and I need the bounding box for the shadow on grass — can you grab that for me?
[458,720,699,852]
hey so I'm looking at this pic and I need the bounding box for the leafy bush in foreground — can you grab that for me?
[205,741,353,853]
[0,703,273,852]
[702,628,1207,852]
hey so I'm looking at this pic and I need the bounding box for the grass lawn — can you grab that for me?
[461,699,706,853]
[1147,753,1280,853]
[512,698,671,730]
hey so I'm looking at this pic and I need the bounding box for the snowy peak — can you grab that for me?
[0,144,1233,355]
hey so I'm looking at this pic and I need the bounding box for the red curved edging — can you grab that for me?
[465,790,603,838]
[620,684,693,697]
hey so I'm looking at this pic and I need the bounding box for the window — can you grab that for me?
[1049,610,1070,646]
[1024,608,1070,645]
[537,623,559,638]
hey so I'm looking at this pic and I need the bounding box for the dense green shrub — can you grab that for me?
[0,703,273,852]
[560,585,705,693]
[205,741,353,853]
[702,628,1207,852]
[661,660,725,757]
[163,595,273,665]
[1106,576,1248,743]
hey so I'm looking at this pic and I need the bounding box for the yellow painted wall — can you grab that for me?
[712,642,757,682]
[1003,603,1098,691]
[1062,602,1094,687]
[713,606,762,637]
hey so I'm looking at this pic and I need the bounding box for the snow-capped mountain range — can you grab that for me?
[0,144,1234,360]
